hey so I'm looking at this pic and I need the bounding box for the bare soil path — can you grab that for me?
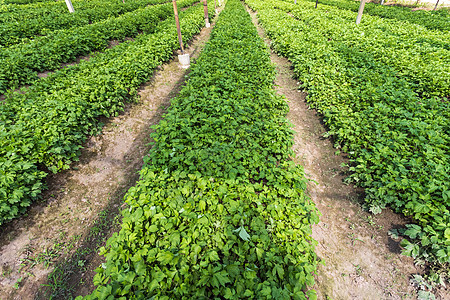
[247,7,423,300]
[0,18,216,300]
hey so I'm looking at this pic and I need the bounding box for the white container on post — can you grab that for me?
[172,0,189,68]
[178,54,190,69]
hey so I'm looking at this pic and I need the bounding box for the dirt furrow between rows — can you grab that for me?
[0,21,214,300]
[247,7,422,300]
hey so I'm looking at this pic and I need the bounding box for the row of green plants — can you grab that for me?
[268,0,450,99]
[0,1,206,225]
[0,0,198,95]
[0,0,170,47]
[3,0,50,5]
[301,0,450,31]
[80,0,319,298]
[0,0,140,18]
[0,0,103,20]
[287,0,450,52]
[246,0,449,276]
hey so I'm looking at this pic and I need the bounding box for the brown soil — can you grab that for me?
[0,19,215,300]
[247,6,424,300]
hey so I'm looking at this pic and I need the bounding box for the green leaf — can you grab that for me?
[233,226,251,241]
[157,252,174,265]
[209,250,220,262]
[148,225,158,233]
[134,261,146,276]
[444,228,450,240]
[255,247,264,259]
[212,271,231,288]
[224,288,234,299]
[273,264,284,279]
[199,200,206,211]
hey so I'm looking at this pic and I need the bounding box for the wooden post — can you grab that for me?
[172,0,184,54]
[65,0,75,13]
[356,0,366,25]
[203,0,210,27]
[434,0,440,10]
[315,0,319,8]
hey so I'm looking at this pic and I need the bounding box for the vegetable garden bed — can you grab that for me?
[247,0,449,280]
[0,0,208,225]
[81,0,319,298]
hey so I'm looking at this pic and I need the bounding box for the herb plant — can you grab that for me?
[246,0,449,272]
[81,0,319,298]
[0,1,208,225]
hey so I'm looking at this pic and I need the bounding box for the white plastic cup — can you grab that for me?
[178,53,190,69]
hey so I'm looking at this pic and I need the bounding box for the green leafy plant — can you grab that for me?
[301,0,450,31]
[0,0,199,94]
[0,0,170,47]
[246,0,449,277]
[263,0,450,98]
[0,1,207,225]
[80,0,319,298]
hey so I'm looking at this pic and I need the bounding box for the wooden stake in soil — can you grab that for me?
[172,0,184,54]
[203,0,210,28]
[172,0,190,68]
[355,0,366,25]
[64,0,75,13]
[434,0,440,10]
[315,0,319,8]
